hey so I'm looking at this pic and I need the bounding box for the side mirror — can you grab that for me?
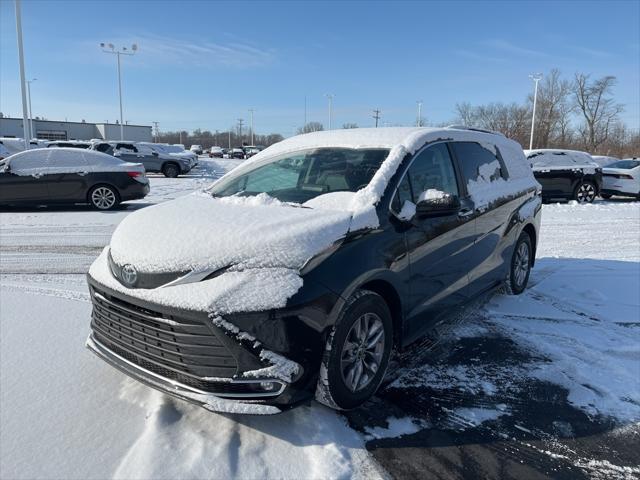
[415,192,461,218]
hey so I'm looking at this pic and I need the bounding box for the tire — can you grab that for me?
[89,185,119,210]
[315,290,393,410]
[162,163,180,178]
[600,193,612,199]
[505,231,532,295]
[574,181,596,203]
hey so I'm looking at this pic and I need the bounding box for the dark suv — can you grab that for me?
[86,127,541,413]
[91,141,191,178]
[526,149,602,203]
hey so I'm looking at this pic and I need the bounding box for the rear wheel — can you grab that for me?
[574,181,596,203]
[506,231,532,295]
[89,185,119,210]
[315,290,393,410]
[162,163,180,178]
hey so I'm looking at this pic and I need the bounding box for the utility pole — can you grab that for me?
[304,95,307,128]
[15,0,31,147]
[416,100,423,127]
[325,94,334,129]
[248,109,254,146]
[372,109,381,128]
[529,73,543,150]
[179,131,183,145]
[228,130,231,149]
[152,121,159,142]
[237,118,244,144]
[101,42,138,140]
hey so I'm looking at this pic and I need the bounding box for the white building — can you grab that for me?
[0,117,152,142]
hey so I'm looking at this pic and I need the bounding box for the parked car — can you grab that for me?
[0,148,149,209]
[91,141,191,178]
[0,141,11,161]
[230,147,245,159]
[243,146,261,158]
[139,142,198,168]
[525,149,602,203]
[209,146,224,158]
[46,141,91,149]
[86,127,541,413]
[601,158,640,200]
[190,145,203,155]
[591,155,619,167]
[0,137,42,155]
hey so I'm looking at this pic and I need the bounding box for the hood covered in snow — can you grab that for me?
[109,193,353,275]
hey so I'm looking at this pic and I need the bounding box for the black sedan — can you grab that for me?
[0,148,149,210]
[526,149,602,203]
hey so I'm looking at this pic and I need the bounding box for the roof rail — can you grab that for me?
[446,125,505,137]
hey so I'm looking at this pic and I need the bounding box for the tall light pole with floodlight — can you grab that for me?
[529,73,543,150]
[325,94,334,130]
[101,42,138,141]
[15,0,30,147]
[416,100,423,127]
[27,78,37,138]
[248,108,255,145]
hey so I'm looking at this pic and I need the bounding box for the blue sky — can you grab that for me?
[1,0,638,136]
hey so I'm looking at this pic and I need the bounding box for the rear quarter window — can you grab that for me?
[450,141,508,184]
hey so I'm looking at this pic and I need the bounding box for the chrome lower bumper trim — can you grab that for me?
[86,335,287,404]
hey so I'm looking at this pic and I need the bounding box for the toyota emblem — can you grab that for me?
[120,264,138,288]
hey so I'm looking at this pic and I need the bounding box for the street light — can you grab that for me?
[27,78,37,138]
[529,73,543,150]
[15,0,30,148]
[248,109,255,146]
[325,94,334,130]
[416,100,423,127]
[101,42,138,140]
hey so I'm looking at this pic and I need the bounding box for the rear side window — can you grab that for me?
[116,143,138,153]
[451,142,507,184]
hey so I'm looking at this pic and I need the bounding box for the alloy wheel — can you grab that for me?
[513,242,530,288]
[576,183,596,203]
[340,312,385,392]
[91,187,116,210]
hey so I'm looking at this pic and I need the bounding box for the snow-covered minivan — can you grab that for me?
[86,127,541,413]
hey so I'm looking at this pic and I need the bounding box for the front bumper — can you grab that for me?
[85,278,319,411]
[86,335,283,414]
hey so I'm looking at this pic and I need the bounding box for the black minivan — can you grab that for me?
[86,127,541,413]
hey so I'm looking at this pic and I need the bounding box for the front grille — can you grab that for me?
[90,288,238,389]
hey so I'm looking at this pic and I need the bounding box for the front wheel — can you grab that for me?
[506,231,532,295]
[574,181,596,203]
[316,290,393,410]
[162,163,180,178]
[89,185,119,210]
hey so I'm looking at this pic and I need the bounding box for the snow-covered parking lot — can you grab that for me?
[1,158,639,479]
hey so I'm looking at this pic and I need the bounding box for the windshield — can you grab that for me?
[209,147,389,204]
[609,160,640,169]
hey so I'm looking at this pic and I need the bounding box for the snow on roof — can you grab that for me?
[525,149,598,169]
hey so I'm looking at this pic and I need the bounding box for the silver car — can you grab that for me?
[91,141,191,178]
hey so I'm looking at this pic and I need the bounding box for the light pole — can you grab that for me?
[325,94,334,130]
[26,78,37,139]
[15,0,30,147]
[248,109,254,146]
[529,73,543,150]
[416,100,423,127]
[101,42,138,141]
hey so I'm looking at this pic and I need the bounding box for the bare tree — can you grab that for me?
[297,122,324,134]
[528,69,573,148]
[573,74,624,152]
[455,102,530,146]
[342,123,358,129]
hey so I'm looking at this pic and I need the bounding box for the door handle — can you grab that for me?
[458,208,474,218]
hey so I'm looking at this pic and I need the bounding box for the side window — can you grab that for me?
[95,143,112,154]
[450,142,507,185]
[116,143,138,153]
[391,174,412,213]
[48,150,88,171]
[407,143,459,201]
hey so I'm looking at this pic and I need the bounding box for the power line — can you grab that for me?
[372,109,381,128]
